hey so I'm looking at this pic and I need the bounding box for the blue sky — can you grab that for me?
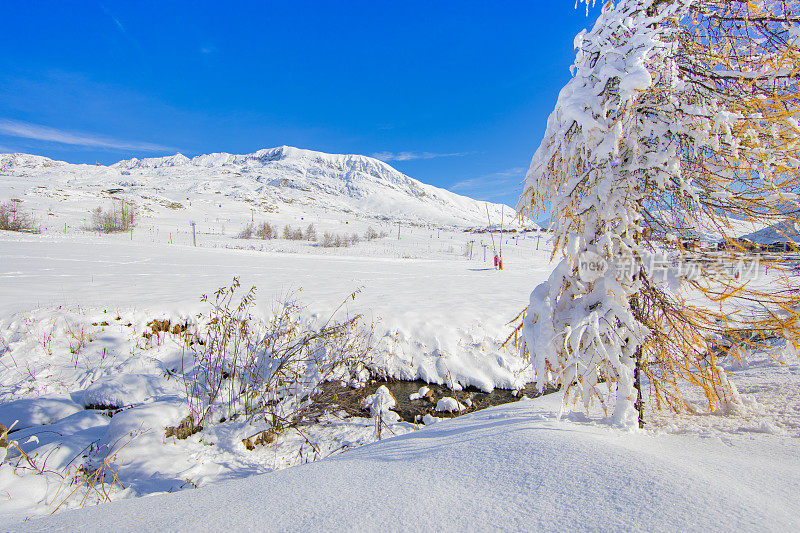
[0,1,601,207]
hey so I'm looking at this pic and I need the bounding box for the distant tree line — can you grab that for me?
[238,222,387,247]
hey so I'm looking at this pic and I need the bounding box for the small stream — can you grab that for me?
[317,379,559,423]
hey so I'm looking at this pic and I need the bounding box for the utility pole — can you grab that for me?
[499,204,504,259]
[190,221,197,247]
[397,221,401,240]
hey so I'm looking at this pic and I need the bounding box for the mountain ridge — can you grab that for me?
[0,146,530,228]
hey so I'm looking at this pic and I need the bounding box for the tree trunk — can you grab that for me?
[634,346,644,429]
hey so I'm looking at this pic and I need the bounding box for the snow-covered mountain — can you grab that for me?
[742,219,800,244]
[0,146,525,228]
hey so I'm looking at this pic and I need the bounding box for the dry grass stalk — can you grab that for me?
[181,278,373,435]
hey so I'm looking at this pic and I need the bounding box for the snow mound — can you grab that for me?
[361,385,396,416]
[80,374,177,409]
[11,397,800,531]
[435,397,466,413]
[421,413,440,425]
[0,396,83,431]
[409,386,430,401]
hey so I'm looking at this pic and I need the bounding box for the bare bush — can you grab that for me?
[319,231,356,248]
[305,223,317,241]
[182,279,372,431]
[277,224,314,241]
[256,221,275,239]
[88,200,136,234]
[0,200,38,233]
[237,222,255,239]
[364,227,379,241]
[278,224,303,240]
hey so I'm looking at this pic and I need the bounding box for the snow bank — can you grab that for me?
[11,396,800,532]
[80,373,177,409]
[0,396,83,431]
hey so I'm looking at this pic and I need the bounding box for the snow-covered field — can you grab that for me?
[0,231,556,523]
[1,148,799,529]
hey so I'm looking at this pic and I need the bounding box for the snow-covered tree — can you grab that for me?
[518,0,800,428]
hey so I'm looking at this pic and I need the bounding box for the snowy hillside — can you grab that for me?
[0,146,524,229]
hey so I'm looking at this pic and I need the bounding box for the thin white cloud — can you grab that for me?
[0,119,173,152]
[448,166,528,204]
[107,12,125,33]
[371,150,474,162]
[99,3,149,70]
[450,167,526,191]
[99,3,128,36]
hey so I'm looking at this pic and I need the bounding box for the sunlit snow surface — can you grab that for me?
[10,396,800,532]
[1,148,799,528]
